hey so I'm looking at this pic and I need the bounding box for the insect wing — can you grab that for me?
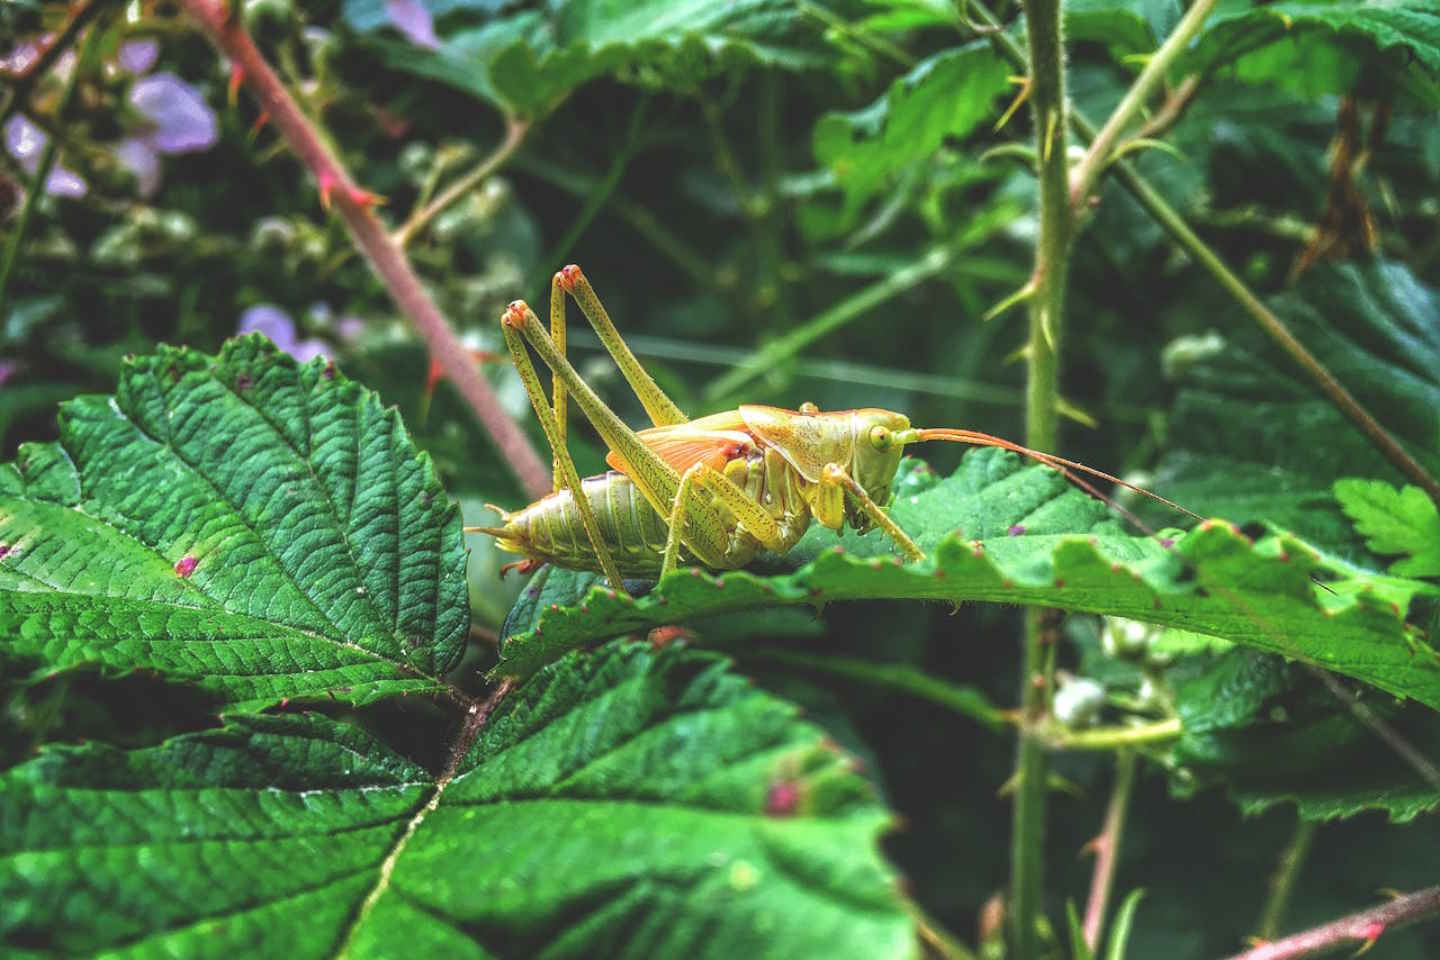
[606,412,754,476]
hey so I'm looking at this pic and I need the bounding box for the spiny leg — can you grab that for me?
[498,312,628,593]
[503,301,732,566]
[660,462,791,577]
[555,264,687,427]
[548,270,567,491]
[821,463,925,562]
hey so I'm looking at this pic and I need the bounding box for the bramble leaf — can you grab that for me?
[1158,262,1440,555]
[1179,0,1440,106]
[351,0,838,117]
[0,336,468,711]
[1334,478,1440,578]
[813,43,1010,209]
[493,451,1440,712]
[0,641,913,958]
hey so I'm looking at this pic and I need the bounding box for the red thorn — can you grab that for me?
[228,63,244,104]
[1356,920,1385,949]
[347,186,385,209]
[425,357,444,394]
[250,110,269,135]
[317,170,337,211]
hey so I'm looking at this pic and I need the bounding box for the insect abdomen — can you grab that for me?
[495,471,673,576]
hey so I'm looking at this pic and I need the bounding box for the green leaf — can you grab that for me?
[1,641,913,957]
[1066,899,1096,960]
[0,336,468,711]
[1063,0,1178,59]
[1334,479,1440,578]
[493,450,1440,712]
[813,43,1010,209]
[1103,889,1145,960]
[1171,649,1440,822]
[1179,1,1440,107]
[357,0,838,117]
[1158,262,1440,556]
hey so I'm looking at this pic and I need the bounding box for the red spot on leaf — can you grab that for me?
[174,555,198,577]
[765,780,800,816]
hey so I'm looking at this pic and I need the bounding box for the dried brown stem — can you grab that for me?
[1225,886,1440,960]
[177,0,550,498]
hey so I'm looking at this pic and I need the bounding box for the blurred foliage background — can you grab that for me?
[2,0,1439,955]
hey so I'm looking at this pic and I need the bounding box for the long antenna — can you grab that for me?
[899,427,1203,534]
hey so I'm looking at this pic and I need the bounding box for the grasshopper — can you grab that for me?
[469,265,1195,594]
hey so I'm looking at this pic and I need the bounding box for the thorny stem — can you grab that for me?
[1082,750,1137,952]
[1256,818,1318,942]
[965,0,1440,509]
[1224,886,1440,960]
[178,0,551,499]
[393,118,529,249]
[1067,0,1217,209]
[0,10,102,322]
[1012,0,1070,954]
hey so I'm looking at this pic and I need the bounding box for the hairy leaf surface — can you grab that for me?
[0,641,912,958]
[0,336,468,710]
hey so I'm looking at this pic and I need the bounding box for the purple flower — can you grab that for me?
[116,39,159,75]
[386,0,439,49]
[116,72,219,197]
[128,73,218,153]
[2,115,87,198]
[238,304,333,363]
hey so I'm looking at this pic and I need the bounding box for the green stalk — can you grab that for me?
[1012,1,1072,955]
[965,0,1440,508]
[1256,818,1318,941]
[703,246,951,402]
[0,17,103,322]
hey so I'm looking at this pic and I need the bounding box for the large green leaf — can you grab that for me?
[1,641,912,958]
[492,451,1440,711]
[1334,479,1440,578]
[1157,261,1440,556]
[0,336,468,711]
[354,0,838,117]
[1170,648,1440,823]
[812,43,1010,209]
[1179,0,1440,106]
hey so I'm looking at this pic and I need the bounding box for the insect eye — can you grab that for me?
[869,426,892,451]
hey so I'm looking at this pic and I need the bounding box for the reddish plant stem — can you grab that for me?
[1082,749,1136,951]
[179,0,550,499]
[1225,887,1440,960]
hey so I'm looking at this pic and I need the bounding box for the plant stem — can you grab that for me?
[703,246,951,401]
[1256,818,1318,942]
[393,118,529,249]
[1012,0,1070,954]
[1224,886,1440,960]
[966,0,1440,508]
[0,0,106,131]
[1042,717,1181,751]
[1101,158,1440,508]
[1082,750,1137,952]
[179,0,550,499]
[0,12,101,322]
[1067,0,1216,208]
